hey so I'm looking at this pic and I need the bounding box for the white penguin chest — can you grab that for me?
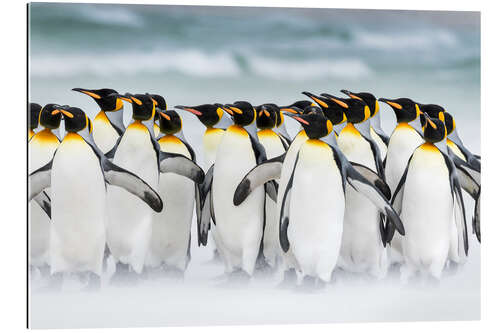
[338,124,376,170]
[92,111,120,154]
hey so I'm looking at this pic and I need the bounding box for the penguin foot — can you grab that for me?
[82,272,101,292]
[110,264,141,286]
[218,269,251,287]
[276,269,296,289]
[37,272,63,293]
[295,276,324,293]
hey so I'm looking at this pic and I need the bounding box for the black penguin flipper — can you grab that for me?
[198,188,212,246]
[279,155,299,253]
[197,165,214,246]
[247,130,268,164]
[33,191,52,219]
[179,138,197,162]
[379,215,387,247]
[101,159,163,213]
[28,160,53,201]
[451,151,481,185]
[233,153,285,206]
[350,162,391,200]
[158,151,205,184]
[209,186,216,226]
[103,135,123,160]
[367,137,386,180]
[194,185,203,245]
[473,191,481,242]
[345,163,405,236]
[442,152,469,256]
[376,130,390,146]
[278,134,290,150]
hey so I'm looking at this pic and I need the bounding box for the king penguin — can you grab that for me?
[28,104,62,273]
[145,109,198,277]
[338,90,389,159]
[275,111,403,287]
[378,97,424,265]
[208,101,266,278]
[175,103,233,259]
[105,94,204,279]
[29,103,42,140]
[147,94,167,138]
[393,112,469,282]
[72,88,126,154]
[29,106,163,289]
[330,96,390,278]
[418,104,481,243]
[253,104,287,268]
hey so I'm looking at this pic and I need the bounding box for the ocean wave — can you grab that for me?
[29,49,373,81]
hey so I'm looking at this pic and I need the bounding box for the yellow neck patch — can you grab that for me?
[396,122,414,131]
[128,120,148,131]
[341,123,361,137]
[29,129,35,140]
[94,111,110,125]
[63,132,83,142]
[258,129,278,139]
[33,128,59,145]
[159,134,182,145]
[420,142,439,152]
[227,124,249,137]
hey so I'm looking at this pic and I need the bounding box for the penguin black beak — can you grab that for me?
[72,88,101,100]
[340,89,363,101]
[379,98,402,110]
[284,113,310,126]
[109,93,133,104]
[280,106,302,114]
[302,91,329,109]
[175,105,203,116]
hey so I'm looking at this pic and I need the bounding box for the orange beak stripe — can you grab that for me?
[349,94,363,101]
[79,90,101,99]
[280,108,298,114]
[427,118,437,130]
[51,109,74,118]
[151,98,158,106]
[386,101,402,110]
[130,96,143,105]
[293,116,309,125]
[331,98,349,109]
[184,107,202,116]
[159,112,171,121]
[229,106,243,114]
[311,96,328,108]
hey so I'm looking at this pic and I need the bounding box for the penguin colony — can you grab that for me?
[28,88,481,290]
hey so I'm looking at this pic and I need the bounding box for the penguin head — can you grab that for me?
[378,97,421,123]
[303,105,324,115]
[148,94,167,111]
[39,104,63,129]
[279,100,316,113]
[422,112,447,143]
[304,92,348,125]
[72,88,123,112]
[285,112,333,140]
[222,101,256,126]
[418,104,456,135]
[56,106,91,133]
[340,90,379,118]
[175,104,224,128]
[256,104,278,129]
[29,103,42,130]
[119,93,155,121]
[321,95,369,124]
[158,110,182,135]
